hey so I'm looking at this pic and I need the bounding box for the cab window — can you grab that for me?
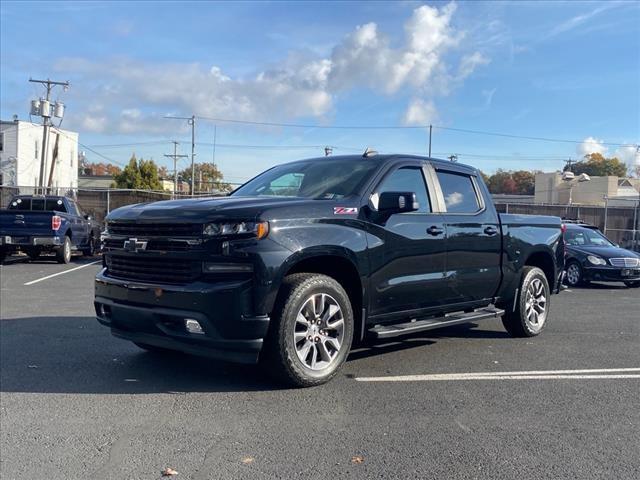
[436,171,481,213]
[376,167,431,213]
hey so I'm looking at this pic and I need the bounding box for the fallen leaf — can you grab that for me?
[241,457,254,464]
[27,365,39,369]
[351,455,364,464]
[161,467,179,476]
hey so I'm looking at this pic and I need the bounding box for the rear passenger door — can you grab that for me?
[434,168,501,305]
[367,163,449,318]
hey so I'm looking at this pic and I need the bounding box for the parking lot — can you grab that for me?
[1,256,639,480]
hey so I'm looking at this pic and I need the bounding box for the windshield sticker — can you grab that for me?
[334,207,358,215]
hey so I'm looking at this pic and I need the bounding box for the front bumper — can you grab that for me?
[1,235,62,247]
[583,265,640,282]
[94,269,270,363]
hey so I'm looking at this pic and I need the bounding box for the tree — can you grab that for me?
[157,165,169,178]
[485,169,538,195]
[112,154,163,190]
[80,161,122,176]
[564,153,628,177]
[178,163,232,193]
[511,170,536,195]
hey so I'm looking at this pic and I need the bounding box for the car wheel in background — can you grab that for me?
[502,266,550,338]
[565,261,585,287]
[82,236,96,257]
[56,236,72,264]
[262,273,354,387]
[624,281,640,288]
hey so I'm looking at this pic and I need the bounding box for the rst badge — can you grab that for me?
[333,207,358,215]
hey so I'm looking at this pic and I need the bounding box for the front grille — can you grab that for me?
[106,255,200,284]
[609,257,640,267]
[103,238,198,252]
[108,222,202,237]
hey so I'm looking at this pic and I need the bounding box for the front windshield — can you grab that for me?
[232,159,379,199]
[565,227,614,247]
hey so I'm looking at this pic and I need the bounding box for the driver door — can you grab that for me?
[367,163,448,319]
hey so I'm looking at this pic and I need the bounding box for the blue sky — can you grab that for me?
[1,1,639,183]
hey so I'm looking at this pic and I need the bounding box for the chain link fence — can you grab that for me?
[495,200,639,252]
[3,186,639,252]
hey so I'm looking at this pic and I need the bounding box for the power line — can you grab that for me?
[192,114,637,147]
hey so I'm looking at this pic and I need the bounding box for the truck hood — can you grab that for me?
[106,196,333,222]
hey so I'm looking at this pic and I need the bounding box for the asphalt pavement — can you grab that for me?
[1,254,639,479]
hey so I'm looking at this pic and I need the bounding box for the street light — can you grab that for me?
[563,171,590,206]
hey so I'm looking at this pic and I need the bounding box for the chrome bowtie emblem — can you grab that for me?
[123,238,147,252]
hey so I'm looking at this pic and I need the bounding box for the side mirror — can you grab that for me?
[377,191,419,214]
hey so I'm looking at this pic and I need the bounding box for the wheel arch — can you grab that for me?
[524,249,555,288]
[271,250,365,342]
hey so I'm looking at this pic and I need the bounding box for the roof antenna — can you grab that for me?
[362,147,378,158]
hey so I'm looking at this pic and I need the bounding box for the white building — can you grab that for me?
[0,119,79,189]
[534,171,639,206]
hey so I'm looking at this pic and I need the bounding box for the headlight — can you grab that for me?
[203,221,269,239]
[587,255,606,265]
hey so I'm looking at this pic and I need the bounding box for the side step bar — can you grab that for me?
[368,306,505,340]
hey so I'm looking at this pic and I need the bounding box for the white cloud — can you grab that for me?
[403,98,438,126]
[614,144,640,170]
[54,2,487,135]
[549,4,617,38]
[576,136,607,157]
[577,137,639,174]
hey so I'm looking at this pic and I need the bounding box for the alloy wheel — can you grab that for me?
[524,278,547,333]
[566,263,580,286]
[293,293,345,371]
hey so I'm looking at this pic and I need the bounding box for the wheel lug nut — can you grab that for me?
[314,337,319,342]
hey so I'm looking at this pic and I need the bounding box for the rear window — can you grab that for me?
[8,197,68,213]
[436,171,481,213]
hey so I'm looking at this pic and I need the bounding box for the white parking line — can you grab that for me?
[355,367,640,382]
[23,260,101,286]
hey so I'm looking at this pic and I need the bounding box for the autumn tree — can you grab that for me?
[485,169,537,195]
[178,163,231,193]
[564,153,627,177]
[112,154,163,190]
[81,162,122,176]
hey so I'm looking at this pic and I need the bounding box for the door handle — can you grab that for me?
[427,226,444,236]
[484,226,498,236]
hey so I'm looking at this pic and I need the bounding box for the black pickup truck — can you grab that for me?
[0,195,101,263]
[96,154,564,386]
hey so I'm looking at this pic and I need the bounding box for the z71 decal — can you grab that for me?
[333,207,358,215]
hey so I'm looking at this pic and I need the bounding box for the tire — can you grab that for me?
[133,342,179,354]
[262,273,354,387]
[624,281,640,288]
[55,236,72,264]
[564,261,586,287]
[82,235,96,257]
[502,266,550,338]
[0,251,6,264]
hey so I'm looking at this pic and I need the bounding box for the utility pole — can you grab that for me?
[29,78,69,193]
[165,115,196,196]
[564,158,575,172]
[164,141,187,198]
[428,124,432,158]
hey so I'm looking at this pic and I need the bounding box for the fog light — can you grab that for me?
[185,318,204,335]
